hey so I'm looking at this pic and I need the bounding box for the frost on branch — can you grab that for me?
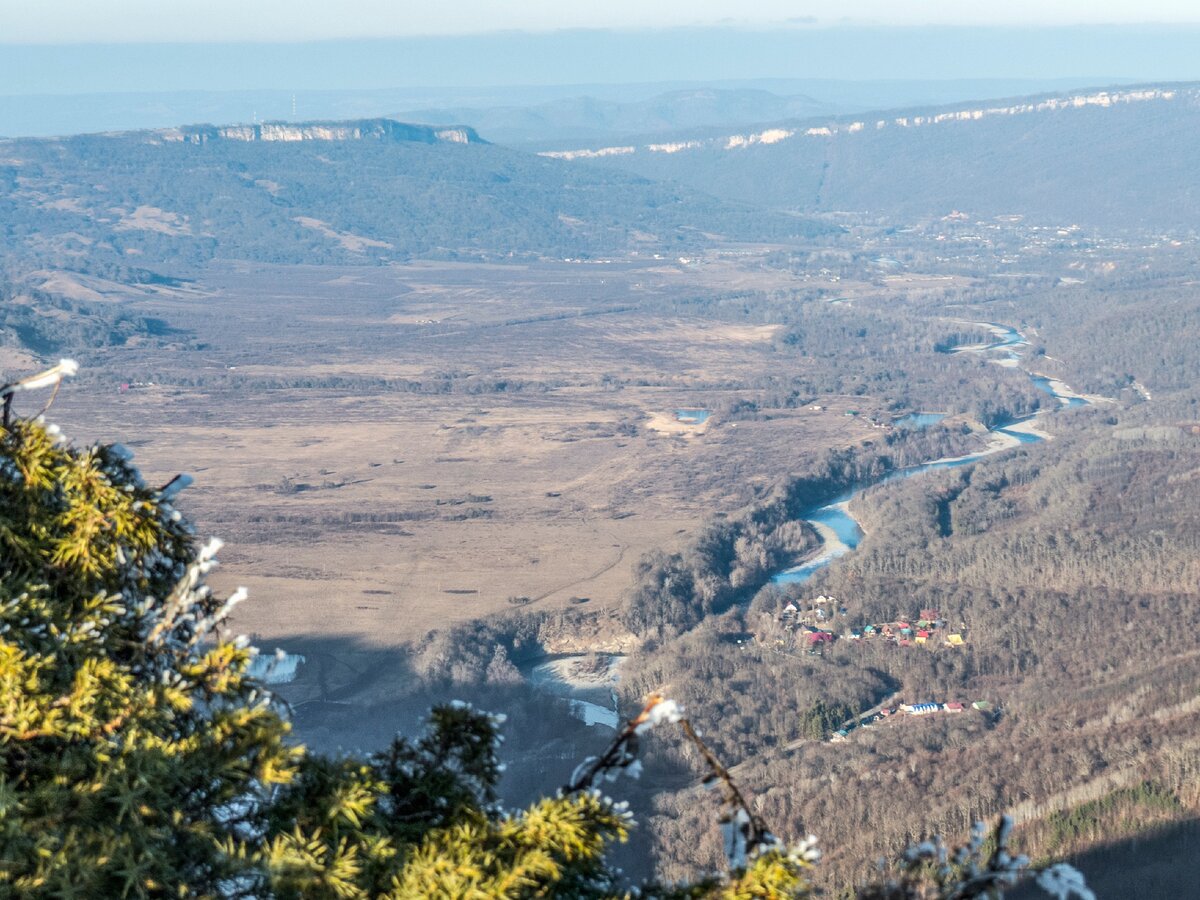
[1,358,79,426]
[564,692,819,896]
[0,358,78,395]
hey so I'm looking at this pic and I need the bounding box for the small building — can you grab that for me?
[916,629,930,639]
[944,702,965,713]
[908,703,939,715]
[914,635,927,645]
[972,700,993,711]
[946,633,965,647]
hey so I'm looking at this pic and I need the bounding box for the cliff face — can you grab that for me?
[149,118,483,146]
[541,85,1194,160]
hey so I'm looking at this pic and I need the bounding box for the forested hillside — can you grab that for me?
[607,248,1200,889]
[0,119,828,274]
[617,404,1200,891]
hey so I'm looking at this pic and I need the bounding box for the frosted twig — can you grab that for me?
[564,691,780,869]
[1,359,79,426]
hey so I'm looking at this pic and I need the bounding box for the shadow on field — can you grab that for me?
[261,635,662,799]
[257,633,699,884]
[1009,817,1200,899]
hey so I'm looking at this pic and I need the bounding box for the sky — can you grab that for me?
[5,1,1200,43]
[6,24,1200,96]
[4,4,1200,108]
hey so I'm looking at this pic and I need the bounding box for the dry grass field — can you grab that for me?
[46,253,895,649]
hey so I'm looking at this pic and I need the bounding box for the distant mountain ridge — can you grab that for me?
[0,77,1123,142]
[392,89,833,148]
[538,82,1200,230]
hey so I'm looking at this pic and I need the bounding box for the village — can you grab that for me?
[758,595,997,742]
[773,594,969,652]
[829,697,996,743]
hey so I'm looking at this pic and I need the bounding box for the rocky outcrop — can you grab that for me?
[148,118,484,146]
[541,631,641,655]
[538,610,642,655]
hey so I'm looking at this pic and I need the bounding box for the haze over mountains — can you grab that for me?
[10,21,1200,140]
[1,78,1121,142]
[7,25,1200,96]
[389,79,1144,149]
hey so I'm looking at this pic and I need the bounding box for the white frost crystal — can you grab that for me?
[1036,864,1095,900]
[634,698,683,733]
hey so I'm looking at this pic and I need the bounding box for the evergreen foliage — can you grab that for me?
[0,399,298,896]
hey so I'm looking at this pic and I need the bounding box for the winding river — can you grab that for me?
[772,323,1089,585]
[512,323,1092,728]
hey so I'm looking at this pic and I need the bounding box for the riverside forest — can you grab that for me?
[3,55,1200,899]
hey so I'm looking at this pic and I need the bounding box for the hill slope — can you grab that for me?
[0,117,827,274]
[542,84,1200,230]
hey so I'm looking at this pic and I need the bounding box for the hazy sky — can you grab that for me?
[6,1,1200,43]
